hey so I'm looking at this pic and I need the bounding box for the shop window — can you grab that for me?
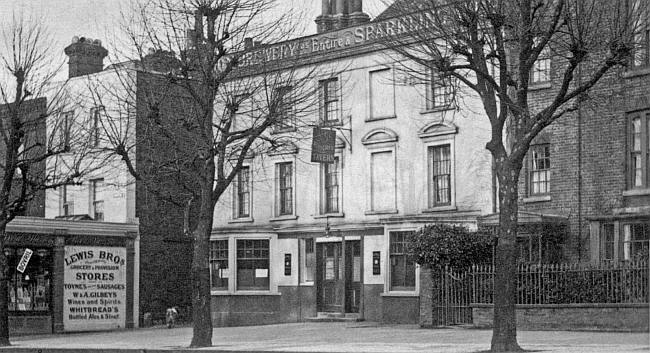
[210,239,228,291]
[389,231,415,291]
[300,238,315,283]
[429,144,452,207]
[6,248,52,312]
[529,144,551,195]
[236,239,269,290]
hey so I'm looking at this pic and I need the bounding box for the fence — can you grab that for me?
[430,261,649,326]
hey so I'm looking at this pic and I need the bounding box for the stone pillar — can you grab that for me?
[126,236,136,329]
[52,234,66,333]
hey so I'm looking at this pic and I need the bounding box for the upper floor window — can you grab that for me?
[90,178,104,221]
[369,68,395,120]
[275,162,293,216]
[273,86,295,132]
[61,185,73,216]
[426,68,453,110]
[628,111,650,188]
[529,144,551,195]
[59,111,73,151]
[210,239,229,291]
[530,43,551,84]
[321,157,339,214]
[370,150,396,212]
[389,231,416,291]
[429,144,452,207]
[90,106,104,147]
[319,78,339,124]
[233,166,251,219]
[632,1,649,69]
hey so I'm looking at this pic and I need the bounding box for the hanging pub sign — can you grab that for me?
[311,127,336,163]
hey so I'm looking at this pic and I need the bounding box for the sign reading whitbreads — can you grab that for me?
[63,246,127,331]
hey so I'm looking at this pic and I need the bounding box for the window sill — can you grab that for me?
[270,127,297,135]
[298,282,315,286]
[365,115,396,122]
[623,67,650,78]
[313,213,345,219]
[381,291,419,297]
[529,82,552,90]
[420,106,454,115]
[523,195,551,203]
[365,209,398,215]
[228,217,254,224]
[422,205,456,213]
[622,188,650,197]
[211,291,281,296]
[269,215,298,222]
[319,120,343,127]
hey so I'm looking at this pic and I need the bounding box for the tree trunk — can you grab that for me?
[490,172,522,352]
[0,232,8,346]
[189,188,214,347]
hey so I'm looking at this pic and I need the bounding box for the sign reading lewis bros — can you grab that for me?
[63,246,127,331]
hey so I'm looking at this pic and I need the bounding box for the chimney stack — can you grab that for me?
[64,36,108,78]
[316,0,369,33]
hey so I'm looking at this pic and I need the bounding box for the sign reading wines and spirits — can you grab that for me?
[311,127,336,163]
[63,246,127,331]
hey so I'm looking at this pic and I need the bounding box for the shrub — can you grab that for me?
[408,223,493,271]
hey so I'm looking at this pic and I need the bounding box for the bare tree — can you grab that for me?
[381,0,647,351]
[0,14,104,345]
[86,0,321,347]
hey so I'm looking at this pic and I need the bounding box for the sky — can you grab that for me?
[0,0,389,64]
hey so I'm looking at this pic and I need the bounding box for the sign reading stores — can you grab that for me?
[63,246,126,331]
[237,12,435,68]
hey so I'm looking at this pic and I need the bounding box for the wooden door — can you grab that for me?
[316,242,343,312]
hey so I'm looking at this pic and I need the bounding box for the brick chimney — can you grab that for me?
[142,48,181,73]
[64,36,108,78]
[316,0,369,33]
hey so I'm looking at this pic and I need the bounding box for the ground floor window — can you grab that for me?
[389,231,415,291]
[598,222,650,262]
[5,248,52,312]
[300,238,315,283]
[210,240,228,291]
[236,239,269,290]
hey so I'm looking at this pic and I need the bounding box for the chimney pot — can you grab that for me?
[64,36,108,78]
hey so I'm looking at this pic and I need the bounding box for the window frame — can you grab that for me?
[273,86,296,133]
[320,157,341,215]
[530,42,551,84]
[368,148,397,213]
[235,238,270,291]
[368,67,396,121]
[89,178,104,221]
[384,228,419,295]
[232,165,252,220]
[299,237,316,285]
[60,184,73,216]
[275,161,294,217]
[628,111,650,189]
[90,106,104,148]
[528,143,551,196]
[209,238,229,292]
[429,144,452,207]
[426,67,453,110]
[318,77,340,125]
[59,110,73,151]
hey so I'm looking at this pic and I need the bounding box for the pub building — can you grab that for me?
[4,217,139,335]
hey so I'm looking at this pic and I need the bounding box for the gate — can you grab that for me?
[431,267,473,325]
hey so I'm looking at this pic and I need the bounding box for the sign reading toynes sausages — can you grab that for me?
[63,246,127,331]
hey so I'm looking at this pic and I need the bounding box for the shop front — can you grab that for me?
[4,217,139,335]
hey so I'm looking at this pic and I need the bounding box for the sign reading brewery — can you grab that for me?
[237,12,435,68]
[63,246,126,331]
[311,127,336,163]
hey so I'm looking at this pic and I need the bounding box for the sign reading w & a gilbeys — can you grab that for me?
[63,246,127,331]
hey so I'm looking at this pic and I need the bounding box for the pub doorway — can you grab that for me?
[315,240,361,313]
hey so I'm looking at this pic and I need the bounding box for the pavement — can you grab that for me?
[0,322,648,353]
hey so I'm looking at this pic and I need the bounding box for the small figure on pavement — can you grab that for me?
[166,307,178,328]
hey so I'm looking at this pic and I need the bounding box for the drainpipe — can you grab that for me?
[577,53,583,262]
